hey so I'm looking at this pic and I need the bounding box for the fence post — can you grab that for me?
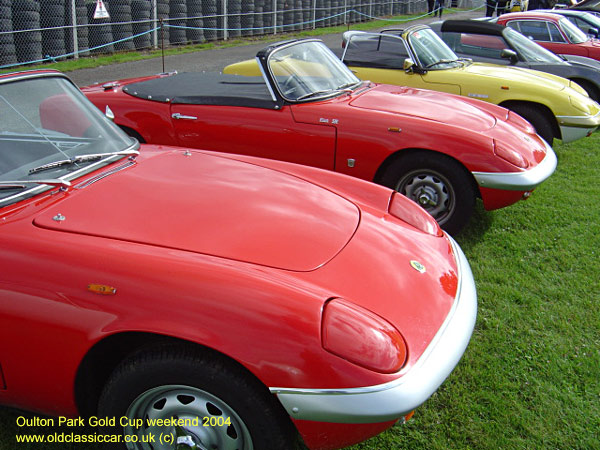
[152,0,158,49]
[273,0,277,35]
[70,0,78,59]
[223,0,228,40]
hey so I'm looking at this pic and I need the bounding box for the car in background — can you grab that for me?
[567,0,600,14]
[496,11,600,60]
[85,39,557,234]
[540,8,600,36]
[0,69,478,450]
[430,19,600,101]
[337,25,600,145]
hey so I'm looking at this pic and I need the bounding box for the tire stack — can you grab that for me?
[253,1,264,36]
[186,0,205,44]
[156,0,169,46]
[302,0,311,30]
[241,1,254,37]
[40,0,66,60]
[65,0,90,57]
[106,0,135,51]
[87,1,114,53]
[202,0,218,41]
[168,0,187,45]
[12,0,42,63]
[130,0,152,50]
[0,0,17,66]
[292,0,302,31]
[227,0,241,38]
[261,0,273,35]
[282,1,293,31]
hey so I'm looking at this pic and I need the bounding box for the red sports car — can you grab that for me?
[496,11,600,61]
[82,39,557,235]
[1,70,477,450]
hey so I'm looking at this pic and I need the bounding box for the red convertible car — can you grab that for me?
[1,70,477,450]
[496,11,600,61]
[82,39,557,235]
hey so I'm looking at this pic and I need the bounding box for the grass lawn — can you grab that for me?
[0,133,598,449]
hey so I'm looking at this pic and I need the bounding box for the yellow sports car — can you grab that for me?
[337,26,600,145]
[224,25,600,145]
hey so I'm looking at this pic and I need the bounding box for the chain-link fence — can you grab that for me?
[0,0,481,68]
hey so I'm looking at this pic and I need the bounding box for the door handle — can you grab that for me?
[172,113,198,120]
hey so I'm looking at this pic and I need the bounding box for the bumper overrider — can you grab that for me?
[472,140,557,191]
[270,237,477,424]
[557,109,600,143]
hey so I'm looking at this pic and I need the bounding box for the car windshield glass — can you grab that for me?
[407,27,461,69]
[268,41,361,101]
[559,17,589,43]
[0,75,135,202]
[505,27,564,62]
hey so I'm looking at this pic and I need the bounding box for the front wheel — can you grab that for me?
[98,346,299,450]
[380,152,476,235]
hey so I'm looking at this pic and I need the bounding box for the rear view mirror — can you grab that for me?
[500,48,519,64]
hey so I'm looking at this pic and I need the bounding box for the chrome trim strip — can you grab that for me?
[270,236,477,423]
[472,141,557,191]
[556,109,600,123]
[257,56,278,103]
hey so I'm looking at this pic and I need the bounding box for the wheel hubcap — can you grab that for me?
[396,172,455,224]
[124,385,253,450]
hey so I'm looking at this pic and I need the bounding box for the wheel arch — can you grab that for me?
[73,332,276,418]
[373,148,480,199]
[498,100,560,141]
[117,124,146,143]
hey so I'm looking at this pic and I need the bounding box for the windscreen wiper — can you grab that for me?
[28,149,139,175]
[0,179,71,189]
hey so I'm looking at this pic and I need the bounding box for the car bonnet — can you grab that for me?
[31,149,360,272]
[349,84,497,131]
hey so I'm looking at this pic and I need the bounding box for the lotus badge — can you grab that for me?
[410,260,426,273]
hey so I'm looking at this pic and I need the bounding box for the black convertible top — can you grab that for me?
[440,20,507,36]
[122,72,277,109]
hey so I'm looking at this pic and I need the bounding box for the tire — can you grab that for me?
[506,103,554,146]
[380,152,476,235]
[98,346,299,450]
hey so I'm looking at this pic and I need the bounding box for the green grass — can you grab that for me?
[0,13,432,74]
[348,134,600,449]
[1,134,598,449]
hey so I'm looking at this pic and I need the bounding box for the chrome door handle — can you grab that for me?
[172,113,197,120]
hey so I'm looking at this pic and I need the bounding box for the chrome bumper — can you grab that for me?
[270,237,477,423]
[472,140,557,191]
[557,110,600,143]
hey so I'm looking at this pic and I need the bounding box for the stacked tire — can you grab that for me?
[186,0,205,44]
[241,1,254,37]
[0,0,17,66]
[261,0,273,35]
[106,0,135,51]
[228,0,242,38]
[253,1,265,36]
[302,0,311,30]
[12,0,42,63]
[131,0,152,50]
[156,0,170,46]
[293,0,302,31]
[40,0,67,60]
[65,0,90,57]
[167,0,187,44]
[87,1,114,54]
[202,0,218,41]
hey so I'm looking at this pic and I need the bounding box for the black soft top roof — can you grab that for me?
[440,20,507,36]
[122,72,277,109]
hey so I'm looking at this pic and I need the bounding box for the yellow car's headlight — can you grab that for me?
[569,80,588,97]
[570,95,594,114]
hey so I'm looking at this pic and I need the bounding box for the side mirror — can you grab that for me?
[500,48,519,64]
[588,28,599,38]
[404,58,416,73]
[105,105,115,121]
